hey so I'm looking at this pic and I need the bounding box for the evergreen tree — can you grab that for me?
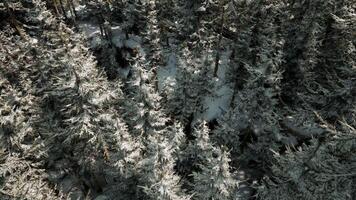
[1,0,355,199]
[121,48,188,199]
[184,120,215,171]
[178,121,240,199]
[193,149,239,200]
[165,44,214,123]
[257,120,356,200]
[139,135,189,200]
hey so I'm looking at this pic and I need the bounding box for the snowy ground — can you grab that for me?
[157,53,178,92]
[77,22,102,47]
[199,48,234,121]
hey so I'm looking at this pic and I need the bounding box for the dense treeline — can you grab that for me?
[0,0,355,199]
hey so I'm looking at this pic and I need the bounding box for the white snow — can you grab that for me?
[78,23,143,50]
[117,67,131,79]
[78,22,102,47]
[200,48,234,121]
[124,38,141,49]
[31,38,38,44]
[157,53,178,92]
[78,22,145,57]
[112,34,125,48]
[75,5,86,12]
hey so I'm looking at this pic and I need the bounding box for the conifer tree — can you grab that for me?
[165,44,214,123]
[178,121,240,199]
[184,120,215,170]
[193,148,239,200]
[257,121,356,200]
[121,48,188,199]
[1,0,355,199]
[211,0,287,172]
[0,1,142,199]
[0,29,61,200]
[139,135,189,200]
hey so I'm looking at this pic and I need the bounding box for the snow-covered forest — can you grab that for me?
[0,0,355,199]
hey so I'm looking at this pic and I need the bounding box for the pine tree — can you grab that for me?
[193,148,239,200]
[0,31,61,200]
[44,27,140,199]
[0,1,66,198]
[165,44,214,123]
[177,121,240,199]
[184,120,215,170]
[139,135,189,200]
[1,0,355,199]
[0,1,141,199]
[257,120,356,200]
[120,48,188,199]
[211,0,287,173]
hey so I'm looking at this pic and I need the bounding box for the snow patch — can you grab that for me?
[202,84,233,121]
[117,67,131,79]
[124,38,140,49]
[112,34,126,48]
[200,49,234,121]
[78,22,100,37]
[75,5,86,13]
[78,22,102,47]
[157,54,178,92]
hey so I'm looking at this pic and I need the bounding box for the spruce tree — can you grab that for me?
[193,149,239,200]
[257,121,356,200]
[121,48,188,199]
[1,0,355,199]
[178,121,240,199]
